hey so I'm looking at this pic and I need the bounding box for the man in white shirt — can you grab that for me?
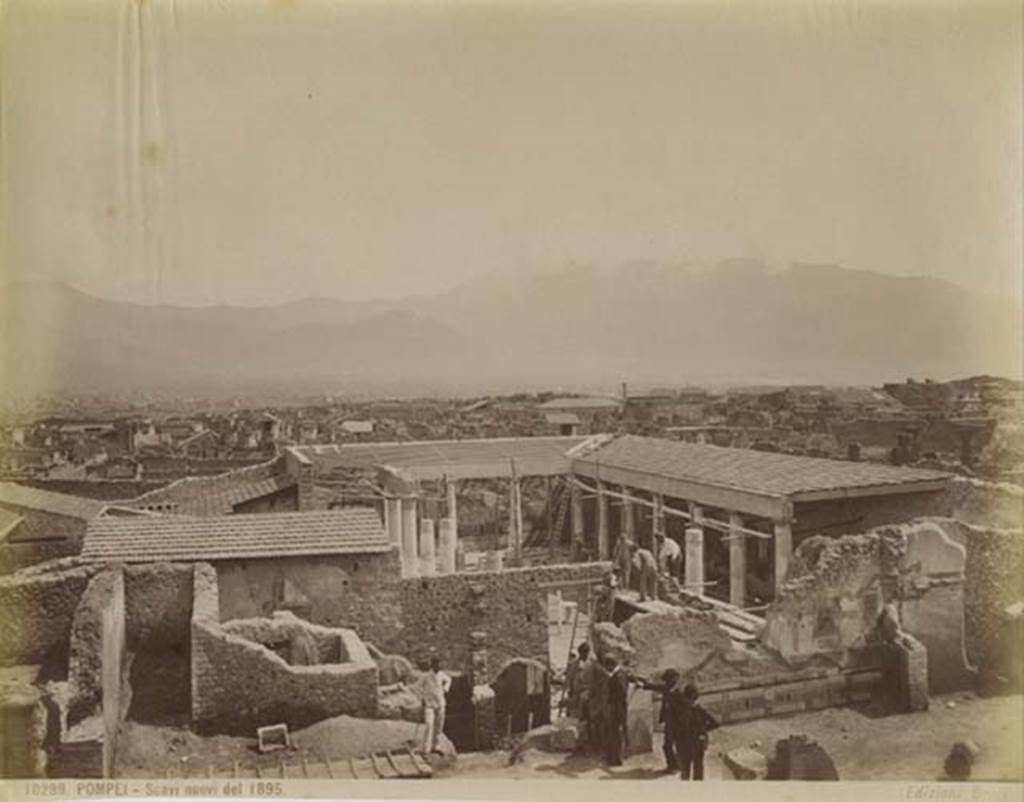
[659,534,682,578]
[414,657,451,753]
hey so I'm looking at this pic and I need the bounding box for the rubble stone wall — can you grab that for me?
[394,562,610,683]
[0,560,100,667]
[932,517,1024,671]
[762,533,898,660]
[124,563,194,651]
[215,551,404,648]
[190,563,378,735]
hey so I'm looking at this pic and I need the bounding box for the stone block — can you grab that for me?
[725,746,768,780]
[766,735,839,780]
[624,688,653,757]
[591,622,635,666]
[944,740,981,781]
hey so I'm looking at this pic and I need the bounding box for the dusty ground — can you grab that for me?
[445,692,1024,782]
[115,715,454,778]
[114,692,1022,781]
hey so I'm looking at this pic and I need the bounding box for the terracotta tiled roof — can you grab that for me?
[120,458,295,515]
[577,435,951,498]
[0,482,108,520]
[81,508,389,563]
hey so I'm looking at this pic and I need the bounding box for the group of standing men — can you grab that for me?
[564,644,719,779]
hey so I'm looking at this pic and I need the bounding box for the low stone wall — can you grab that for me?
[190,564,378,735]
[395,562,610,684]
[0,559,100,668]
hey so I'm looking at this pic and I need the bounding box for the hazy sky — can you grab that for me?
[2,0,1021,307]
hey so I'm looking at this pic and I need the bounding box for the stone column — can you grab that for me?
[385,497,402,547]
[729,511,746,608]
[684,526,704,593]
[773,518,793,597]
[446,477,459,534]
[401,497,419,578]
[571,484,583,561]
[596,480,609,560]
[508,478,522,561]
[621,492,635,543]
[438,517,457,575]
[653,493,665,554]
[419,518,437,577]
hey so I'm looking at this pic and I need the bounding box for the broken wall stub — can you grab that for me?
[190,565,378,735]
[932,516,1024,678]
[0,667,49,778]
[764,522,976,694]
[761,533,899,662]
[55,566,127,779]
[892,521,974,693]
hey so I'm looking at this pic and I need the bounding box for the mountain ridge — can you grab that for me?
[2,262,1019,396]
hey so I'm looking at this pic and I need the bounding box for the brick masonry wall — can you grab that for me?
[190,563,379,735]
[0,561,100,667]
[393,562,610,684]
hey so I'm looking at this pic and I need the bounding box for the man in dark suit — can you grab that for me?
[603,655,629,766]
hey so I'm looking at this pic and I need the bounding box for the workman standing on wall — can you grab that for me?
[632,547,659,601]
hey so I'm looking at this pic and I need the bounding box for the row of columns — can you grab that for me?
[383,479,461,579]
[569,479,794,608]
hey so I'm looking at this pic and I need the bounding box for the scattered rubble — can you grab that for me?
[724,746,768,780]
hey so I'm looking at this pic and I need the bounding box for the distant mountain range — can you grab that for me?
[2,262,1020,397]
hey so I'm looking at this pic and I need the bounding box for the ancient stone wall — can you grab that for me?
[0,560,100,667]
[124,563,194,651]
[933,517,1024,672]
[215,551,404,648]
[394,562,610,684]
[764,521,975,692]
[762,532,899,661]
[190,564,378,735]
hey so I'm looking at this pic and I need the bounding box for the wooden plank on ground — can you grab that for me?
[318,750,334,779]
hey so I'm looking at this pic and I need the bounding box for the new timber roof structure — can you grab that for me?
[82,508,389,563]
[289,436,590,481]
[573,434,952,519]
